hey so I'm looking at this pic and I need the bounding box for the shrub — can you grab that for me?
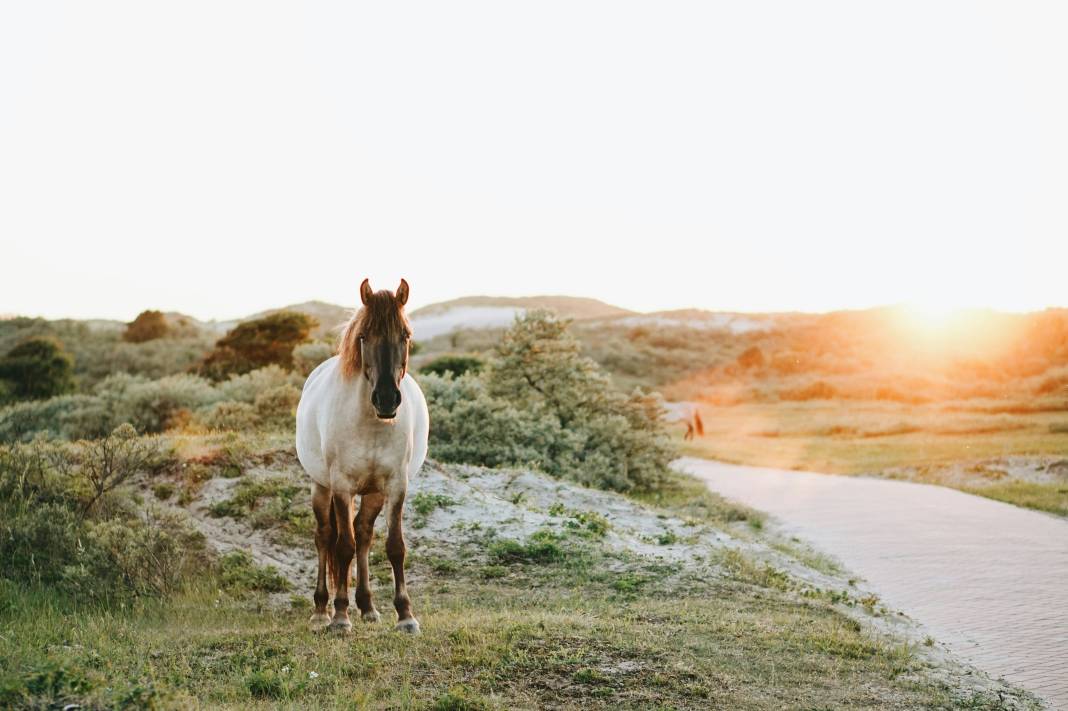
[75,424,169,515]
[736,346,765,370]
[292,341,334,377]
[486,311,675,491]
[0,338,75,401]
[196,401,260,431]
[0,394,113,443]
[216,365,298,403]
[123,310,169,343]
[86,507,210,596]
[421,313,676,492]
[421,373,559,471]
[200,312,317,379]
[0,437,207,599]
[420,354,484,377]
[219,550,290,593]
[97,373,219,433]
[254,384,301,426]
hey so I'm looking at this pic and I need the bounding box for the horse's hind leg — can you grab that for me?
[354,492,385,623]
[329,492,357,633]
[309,483,333,630]
[386,493,419,634]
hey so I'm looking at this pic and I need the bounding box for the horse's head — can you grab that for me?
[343,278,412,420]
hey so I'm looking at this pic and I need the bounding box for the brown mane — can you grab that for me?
[337,290,411,378]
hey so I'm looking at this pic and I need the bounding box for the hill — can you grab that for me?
[408,295,632,341]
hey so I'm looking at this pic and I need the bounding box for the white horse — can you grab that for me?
[663,401,704,441]
[296,278,429,634]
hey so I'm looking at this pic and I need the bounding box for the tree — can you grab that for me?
[199,311,317,379]
[486,311,676,491]
[0,338,75,401]
[123,310,170,343]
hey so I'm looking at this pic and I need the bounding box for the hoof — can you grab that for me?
[361,609,381,623]
[394,618,421,635]
[308,612,331,631]
[328,618,353,634]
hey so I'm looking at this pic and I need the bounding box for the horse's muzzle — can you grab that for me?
[371,387,401,420]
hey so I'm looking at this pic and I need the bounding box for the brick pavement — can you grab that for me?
[677,458,1068,709]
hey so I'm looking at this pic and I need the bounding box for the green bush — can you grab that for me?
[0,436,208,599]
[0,394,112,443]
[0,338,75,402]
[292,341,334,377]
[219,550,290,593]
[421,312,676,492]
[197,401,260,431]
[254,384,301,426]
[421,373,560,471]
[420,354,484,377]
[98,373,219,433]
[216,365,298,403]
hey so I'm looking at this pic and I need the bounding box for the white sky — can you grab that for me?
[1,1,1066,321]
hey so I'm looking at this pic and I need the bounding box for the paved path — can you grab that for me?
[677,458,1068,709]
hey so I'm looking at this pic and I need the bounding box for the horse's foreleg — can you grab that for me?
[329,492,356,632]
[354,492,385,623]
[386,493,419,634]
[309,483,333,630]
[684,422,694,441]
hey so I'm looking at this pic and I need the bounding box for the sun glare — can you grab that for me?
[901,302,962,332]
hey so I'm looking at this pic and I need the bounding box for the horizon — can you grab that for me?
[2,292,1063,326]
[4,3,1068,320]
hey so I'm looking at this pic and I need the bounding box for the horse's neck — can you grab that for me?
[341,371,377,421]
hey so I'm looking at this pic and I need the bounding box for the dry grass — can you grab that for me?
[681,400,1068,516]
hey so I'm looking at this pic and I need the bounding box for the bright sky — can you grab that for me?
[2,2,1066,321]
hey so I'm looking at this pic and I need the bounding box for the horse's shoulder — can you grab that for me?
[303,355,340,392]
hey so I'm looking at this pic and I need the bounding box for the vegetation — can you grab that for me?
[0,434,209,600]
[419,353,484,377]
[680,399,1068,516]
[123,309,170,343]
[0,338,75,402]
[425,311,676,492]
[0,299,1056,706]
[200,312,317,380]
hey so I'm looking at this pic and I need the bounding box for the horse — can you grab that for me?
[296,278,429,634]
[663,401,704,441]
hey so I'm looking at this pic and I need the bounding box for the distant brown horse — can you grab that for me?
[663,401,704,441]
[296,279,429,634]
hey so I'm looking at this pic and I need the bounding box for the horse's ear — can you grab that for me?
[359,279,373,305]
[396,279,409,307]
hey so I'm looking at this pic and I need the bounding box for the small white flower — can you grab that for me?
[308,671,319,680]
[281,666,290,673]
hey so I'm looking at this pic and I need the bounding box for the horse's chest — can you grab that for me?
[329,426,409,494]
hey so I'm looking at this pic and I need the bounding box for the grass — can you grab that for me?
[682,400,1068,516]
[0,555,1018,711]
[957,480,1068,517]
[0,429,1039,710]
[208,475,314,543]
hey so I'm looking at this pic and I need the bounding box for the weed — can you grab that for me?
[218,550,290,593]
